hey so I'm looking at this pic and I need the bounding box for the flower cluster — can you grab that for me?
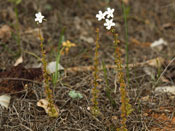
[96,8,115,30]
[62,40,76,55]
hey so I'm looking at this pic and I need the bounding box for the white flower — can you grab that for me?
[96,10,106,21]
[104,19,115,30]
[35,12,44,23]
[105,8,115,18]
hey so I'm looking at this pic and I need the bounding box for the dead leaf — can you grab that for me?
[130,38,151,48]
[37,99,59,117]
[151,38,168,51]
[80,35,94,44]
[0,94,11,109]
[0,25,12,42]
[14,56,23,66]
[143,112,149,117]
[147,57,164,68]
[155,86,175,95]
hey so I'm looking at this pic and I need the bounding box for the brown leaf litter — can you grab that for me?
[0,25,12,42]
[0,64,42,95]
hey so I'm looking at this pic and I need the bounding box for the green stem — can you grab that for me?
[53,28,65,86]
[14,6,22,55]
[122,2,130,84]
[102,60,116,108]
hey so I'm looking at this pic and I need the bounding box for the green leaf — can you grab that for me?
[16,0,22,4]
[8,0,22,5]
[68,90,83,99]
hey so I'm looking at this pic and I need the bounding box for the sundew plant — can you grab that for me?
[33,7,133,129]
[35,12,59,117]
[96,7,132,130]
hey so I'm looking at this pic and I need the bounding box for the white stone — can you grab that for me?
[46,61,64,74]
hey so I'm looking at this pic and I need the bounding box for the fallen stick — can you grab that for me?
[65,57,164,73]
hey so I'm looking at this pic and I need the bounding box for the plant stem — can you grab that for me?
[91,28,100,116]
[39,28,58,117]
[53,28,65,86]
[122,2,130,84]
[14,6,22,55]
